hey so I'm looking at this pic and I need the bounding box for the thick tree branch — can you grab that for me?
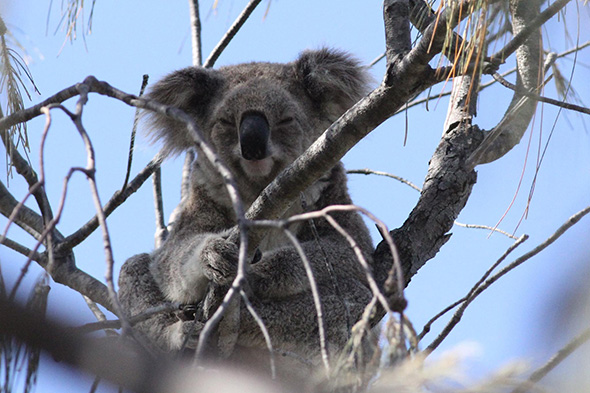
[374,122,483,297]
[383,0,411,64]
[469,0,544,165]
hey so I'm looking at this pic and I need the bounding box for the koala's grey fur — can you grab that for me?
[118,48,375,381]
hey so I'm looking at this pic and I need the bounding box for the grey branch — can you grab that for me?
[470,0,569,166]
[188,0,202,67]
[512,327,590,393]
[203,0,262,68]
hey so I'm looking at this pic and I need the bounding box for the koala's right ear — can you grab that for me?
[294,48,371,120]
[144,67,224,156]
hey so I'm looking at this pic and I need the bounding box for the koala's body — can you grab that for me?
[118,49,375,380]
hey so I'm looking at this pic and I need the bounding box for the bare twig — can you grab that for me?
[348,168,518,239]
[0,180,44,240]
[70,85,125,319]
[83,295,108,322]
[347,168,421,192]
[512,327,590,393]
[0,236,43,262]
[122,74,149,190]
[75,302,181,334]
[239,288,276,379]
[426,206,590,352]
[152,167,167,248]
[419,234,528,343]
[282,227,330,374]
[0,83,80,132]
[62,156,161,250]
[492,71,590,115]
[203,0,263,68]
[491,0,572,62]
[188,0,202,67]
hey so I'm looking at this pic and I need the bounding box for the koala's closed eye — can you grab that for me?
[276,116,295,126]
[217,117,235,127]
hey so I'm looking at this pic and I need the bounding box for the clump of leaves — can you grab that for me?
[0,16,39,178]
[50,0,97,42]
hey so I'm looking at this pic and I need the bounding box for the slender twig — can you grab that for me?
[0,180,44,240]
[512,327,590,393]
[492,71,590,115]
[430,232,527,349]
[7,106,60,300]
[152,167,167,248]
[239,288,276,379]
[0,122,53,225]
[83,295,108,322]
[347,168,421,191]
[0,237,43,262]
[122,74,149,190]
[491,0,572,62]
[418,234,528,342]
[188,0,202,67]
[253,204,403,312]
[75,302,181,334]
[0,83,80,132]
[203,0,262,68]
[348,168,518,239]
[452,222,517,239]
[426,206,590,352]
[62,156,161,250]
[303,196,352,333]
[282,227,330,374]
[323,214,393,315]
[68,84,128,329]
[195,232,249,359]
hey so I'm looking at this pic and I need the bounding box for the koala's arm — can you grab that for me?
[248,222,371,299]
[151,232,238,305]
[118,253,181,350]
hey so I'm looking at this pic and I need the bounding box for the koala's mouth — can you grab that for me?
[239,157,275,178]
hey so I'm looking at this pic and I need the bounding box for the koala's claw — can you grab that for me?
[201,236,238,285]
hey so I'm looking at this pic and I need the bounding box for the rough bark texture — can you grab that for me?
[373,122,484,308]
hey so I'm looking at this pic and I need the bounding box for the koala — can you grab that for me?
[118,48,375,381]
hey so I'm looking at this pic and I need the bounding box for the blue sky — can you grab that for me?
[1,1,590,391]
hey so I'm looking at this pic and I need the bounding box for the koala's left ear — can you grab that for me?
[294,48,371,118]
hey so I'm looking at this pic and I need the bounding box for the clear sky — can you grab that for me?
[1,1,590,391]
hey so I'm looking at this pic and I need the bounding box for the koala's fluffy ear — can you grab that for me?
[144,67,224,156]
[295,48,371,119]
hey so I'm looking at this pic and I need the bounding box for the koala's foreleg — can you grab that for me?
[150,232,239,305]
[118,253,204,351]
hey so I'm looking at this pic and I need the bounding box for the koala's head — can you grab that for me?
[145,48,370,203]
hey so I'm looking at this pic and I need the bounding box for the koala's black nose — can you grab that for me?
[240,112,270,161]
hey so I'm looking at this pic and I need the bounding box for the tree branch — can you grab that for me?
[490,0,571,62]
[203,0,262,68]
[0,179,44,240]
[512,327,590,393]
[492,71,590,115]
[469,0,544,165]
[188,0,202,67]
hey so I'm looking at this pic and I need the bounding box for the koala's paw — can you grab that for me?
[200,235,238,285]
[168,319,204,350]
